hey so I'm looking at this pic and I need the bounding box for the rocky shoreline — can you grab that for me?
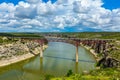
[80,44,99,61]
[81,44,120,68]
[0,40,48,67]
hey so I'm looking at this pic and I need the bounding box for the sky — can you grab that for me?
[0,0,120,32]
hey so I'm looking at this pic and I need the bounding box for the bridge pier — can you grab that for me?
[40,45,43,58]
[76,46,79,63]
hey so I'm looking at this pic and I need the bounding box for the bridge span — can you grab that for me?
[44,36,114,63]
[8,36,114,63]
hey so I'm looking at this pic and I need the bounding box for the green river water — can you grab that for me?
[0,42,96,80]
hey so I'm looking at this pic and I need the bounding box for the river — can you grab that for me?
[0,42,96,80]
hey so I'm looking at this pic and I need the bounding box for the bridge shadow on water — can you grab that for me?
[44,55,95,63]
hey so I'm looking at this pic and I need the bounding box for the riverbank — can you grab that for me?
[80,44,99,61]
[51,67,120,80]
[81,43,120,68]
[0,45,48,67]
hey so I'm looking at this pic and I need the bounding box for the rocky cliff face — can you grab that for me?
[0,40,41,60]
[97,57,120,68]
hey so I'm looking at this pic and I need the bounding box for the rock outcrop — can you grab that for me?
[97,57,120,68]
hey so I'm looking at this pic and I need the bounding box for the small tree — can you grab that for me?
[66,70,73,77]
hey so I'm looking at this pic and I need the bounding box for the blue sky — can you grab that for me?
[102,0,120,10]
[0,0,120,10]
[0,0,120,32]
[0,0,57,4]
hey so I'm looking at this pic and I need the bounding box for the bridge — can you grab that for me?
[8,35,114,63]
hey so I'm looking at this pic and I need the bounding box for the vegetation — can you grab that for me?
[43,32,120,40]
[66,70,73,77]
[0,33,46,44]
[74,32,120,40]
[51,68,120,80]
[1,32,120,40]
[0,33,43,38]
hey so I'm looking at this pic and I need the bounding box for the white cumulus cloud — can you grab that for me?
[0,0,120,32]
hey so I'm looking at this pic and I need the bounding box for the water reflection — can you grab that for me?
[40,57,43,72]
[75,62,78,73]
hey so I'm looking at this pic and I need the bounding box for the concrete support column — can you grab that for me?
[76,46,79,63]
[40,45,43,58]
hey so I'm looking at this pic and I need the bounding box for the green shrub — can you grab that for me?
[45,74,54,80]
[66,70,73,77]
